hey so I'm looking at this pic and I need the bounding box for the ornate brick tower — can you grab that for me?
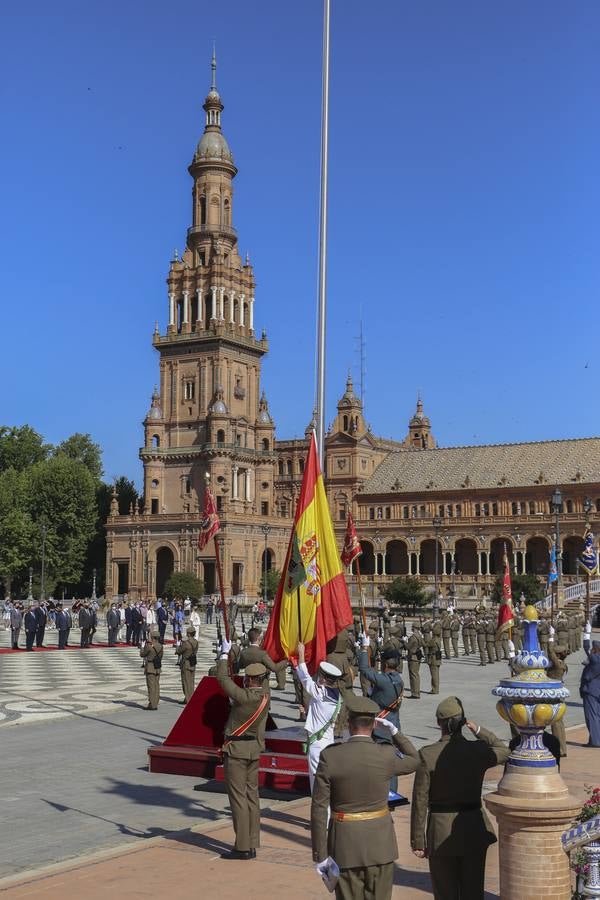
[106,54,286,599]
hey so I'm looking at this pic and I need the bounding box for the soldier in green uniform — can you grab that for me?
[441,613,452,660]
[485,616,497,663]
[538,613,550,657]
[410,697,510,899]
[568,613,577,655]
[407,623,423,699]
[140,629,163,709]
[547,639,568,757]
[424,629,442,695]
[450,613,460,658]
[555,612,569,654]
[512,610,523,652]
[217,640,270,860]
[476,617,488,666]
[461,614,471,656]
[311,694,418,900]
[175,625,199,703]
[238,626,288,690]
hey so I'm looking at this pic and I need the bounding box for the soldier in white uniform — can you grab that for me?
[294,642,342,792]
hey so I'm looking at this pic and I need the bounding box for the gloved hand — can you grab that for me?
[507,639,515,659]
[362,633,370,648]
[377,635,383,645]
[549,625,555,637]
[220,638,232,656]
[315,857,340,892]
[374,717,398,737]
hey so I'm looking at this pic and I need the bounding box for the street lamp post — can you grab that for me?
[92,568,97,602]
[374,530,382,604]
[39,523,47,603]
[261,524,271,608]
[551,487,563,619]
[433,516,442,618]
[27,566,33,601]
[583,496,593,624]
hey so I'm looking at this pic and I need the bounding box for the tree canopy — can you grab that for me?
[382,576,428,608]
[55,433,104,483]
[259,568,281,601]
[164,571,204,600]
[491,572,544,605]
[0,425,49,473]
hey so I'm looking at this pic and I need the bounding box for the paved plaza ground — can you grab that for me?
[0,620,597,896]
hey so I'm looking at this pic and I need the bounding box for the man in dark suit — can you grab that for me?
[24,605,37,651]
[410,696,510,899]
[79,602,92,647]
[10,604,23,649]
[56,603,69,649]
[311,694,419,899]
[131,603,143,646]
[106,603,120,646]
[35,601,47,647]
[63,604,72,646]
[156,601,169,644]
[124,603,133,644]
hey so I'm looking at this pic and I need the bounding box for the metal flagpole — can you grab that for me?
[315,0,331,470]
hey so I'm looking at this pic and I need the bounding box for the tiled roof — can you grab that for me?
[362,437,600,495]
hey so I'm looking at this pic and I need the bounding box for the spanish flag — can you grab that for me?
[263,432,353,673]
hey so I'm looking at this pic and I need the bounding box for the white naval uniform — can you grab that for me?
[296,662,341,791]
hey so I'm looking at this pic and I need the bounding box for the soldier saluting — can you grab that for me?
[217,638,270,860]
[140,629,163,709]
[175,625,199,703]
[311,694,418,899]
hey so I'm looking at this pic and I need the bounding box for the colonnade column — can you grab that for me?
[210,286,217,319]
[219,287,225,320]
[249,296,254,331]
[182,290,189,325]
[196,288,202,324]
[232,465,239,500]
[229,291,235,323]
[239,293,245,326]
[168,292,175,328]
[244,469,251,502]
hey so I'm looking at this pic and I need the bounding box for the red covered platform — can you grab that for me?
[148,676,309,794]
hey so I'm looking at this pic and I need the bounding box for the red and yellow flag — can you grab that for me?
[341,511,362,568]
[497,543,514,638]
[263,432,353,673]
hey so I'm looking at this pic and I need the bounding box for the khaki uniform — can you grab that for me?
[547,644,568,757]
[407,631,423,699]
[555,615,569,655]
[140,638,163,708]
[411,727,510,900]
[461,617,471,655]
[381,635,404,676]
[238,644,288,690]
[450,616,460,658]
[424,634,442,694]
[513,614,523,652]
[485,619,496,663]
[476,620,487,666]
[175,636,198,702]
[216,658,270,853]
[441,617,452,660]
[312,732,419,899]
[538,617,550,656]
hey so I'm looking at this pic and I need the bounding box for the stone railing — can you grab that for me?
[562,814,600,897]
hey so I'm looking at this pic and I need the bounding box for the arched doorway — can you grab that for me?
[455,539,478,576]
[562,536,584,576]
[385,540,409,575]
[419,539,442,576]
[156,547,174,597]
[358,541,375,575]
[490,538,513,575]
[526,537,549,576]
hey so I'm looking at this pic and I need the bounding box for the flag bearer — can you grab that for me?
[294,641,342,791]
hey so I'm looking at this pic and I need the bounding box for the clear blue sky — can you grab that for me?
[2,1,599,485]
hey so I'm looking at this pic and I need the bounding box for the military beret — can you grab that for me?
[150,629,160,638]
[319,661,342,678]
[435,696,464,720]
[245,662,267,677]
[382,648,400,662]
[346,694,380,717]
[186,626,196,635]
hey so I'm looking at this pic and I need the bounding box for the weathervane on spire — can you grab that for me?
[211,42,217,91]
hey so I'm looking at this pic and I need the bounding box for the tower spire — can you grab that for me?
[211,43,217,91]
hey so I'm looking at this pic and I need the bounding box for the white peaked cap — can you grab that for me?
[319,661,342,677]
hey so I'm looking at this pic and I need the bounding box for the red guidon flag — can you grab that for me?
[198,484,220,550]
[497,543,514,637]
[263,432,353,673]
[341,511,362,568]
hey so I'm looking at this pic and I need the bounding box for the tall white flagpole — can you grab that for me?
[316,0,330,470]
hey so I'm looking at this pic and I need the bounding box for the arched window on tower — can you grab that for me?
[343,415,348,431]
[261,438,269,451]
[223,198,230,226]
[299,458,304,474]
[200,195,206,225]
[287,459,293,475]
[216,429,225,444]
[151,435,160,448]
[278,460,284,476]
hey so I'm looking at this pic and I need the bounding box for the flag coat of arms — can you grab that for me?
[548,542,558,585]
[497,545,514,638]
[263,432,353,673]
[198,485,220,550]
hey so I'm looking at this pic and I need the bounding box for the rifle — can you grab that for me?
[240,610,246,636]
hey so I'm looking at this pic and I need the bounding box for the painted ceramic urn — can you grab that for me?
[493,605,569,768]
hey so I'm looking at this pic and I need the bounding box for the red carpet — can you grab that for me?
[0,640,175,655]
